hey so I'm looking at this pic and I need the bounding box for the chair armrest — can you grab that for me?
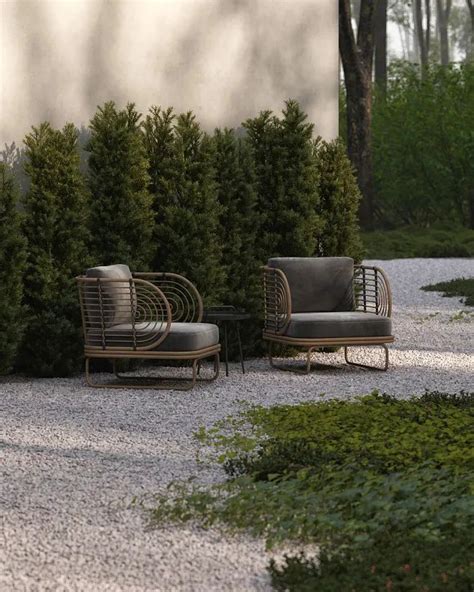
[262,266,292,334]
[133,272,203,323]
[353,265,392,317]
[77,276,172,350]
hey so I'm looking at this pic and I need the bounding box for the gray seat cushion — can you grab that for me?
[85,264,134,326]
[285,312,392,339]
[268,257,354,312]
[87,322,219,351]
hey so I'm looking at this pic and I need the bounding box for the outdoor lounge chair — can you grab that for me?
[76,264,220,390]
[262,257,394,372]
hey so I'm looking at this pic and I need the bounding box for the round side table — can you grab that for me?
[203,306,251,376]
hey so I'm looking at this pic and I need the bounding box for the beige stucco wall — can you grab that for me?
[0,0,338,146]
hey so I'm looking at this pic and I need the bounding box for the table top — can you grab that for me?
[203,306,251,322]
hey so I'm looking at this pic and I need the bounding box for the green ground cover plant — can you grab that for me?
[151,392,474,590]
[422,277,474,307]
[362,226,474,259]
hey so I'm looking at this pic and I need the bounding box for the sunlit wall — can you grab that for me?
[0,0,338,146]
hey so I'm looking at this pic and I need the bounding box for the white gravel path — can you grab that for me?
[1,259,473,592]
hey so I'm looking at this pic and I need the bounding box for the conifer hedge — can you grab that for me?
[1,100,363,375]
[0,163,27,374]
[20,123,89,376]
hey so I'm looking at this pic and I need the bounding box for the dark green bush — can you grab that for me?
[372,63,474,229]
[314,138,363,261]
[88,102,154,270]
[422,278,474,306]
[244,100,321,258]
[270,530,474,592]
[151,392,474,589]
[0,163,27,374]
[144,108,225,303]
[20,123,89,376]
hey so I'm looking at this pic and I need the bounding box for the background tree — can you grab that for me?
[244,100,321,257]
[314,139,364,261]
[20,123,89,376]
[375,0,388,94]
[437,0,453,65]
[0,163,27,374]
[467,0,474,59]
[88,102,154,270]
[149,111,225,303]
[339,0,377,228]
[414,0,432,74]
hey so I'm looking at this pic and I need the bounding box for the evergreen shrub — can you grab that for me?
[88,102,154,270]
[20,123,90,376]
[144,108,225,303]
[0,163,27,374]
[244,100,321,258]
[314,138,364,262]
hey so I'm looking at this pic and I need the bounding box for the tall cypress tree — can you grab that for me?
[146,110,225,303]
[314,138,364,261]
[0,163,27,374]
[143,106,178,270]
[20,123,89,376]
[88,102,154,270]
[213,128,260,308]
[244,100,321,259]
[212,128,262,353]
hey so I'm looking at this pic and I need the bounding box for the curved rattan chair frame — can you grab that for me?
[77,274,219,390]
[262,264,394,373]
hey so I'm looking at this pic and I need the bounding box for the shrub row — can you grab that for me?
[0,100,362,376]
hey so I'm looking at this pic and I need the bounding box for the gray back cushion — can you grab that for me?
[85,264,134,326]
[268,257,354,312]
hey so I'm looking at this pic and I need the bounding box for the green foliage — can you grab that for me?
[244,100,321,258]
[270,530,474,591]
[20,123,89,376]
[372,63,474,229]
[88,102,154,269]
[144,108,225,303]
[362,226,474,259]
[0,163,27,374]
[212,128,262,353]
[151,392,474,589]
[422,277,474,306]
[314,138,363,261]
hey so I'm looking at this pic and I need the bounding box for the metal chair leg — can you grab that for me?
[236,322,245,373]
[344,344,389,371]
[268,342,314,374]
[224,321,229,377]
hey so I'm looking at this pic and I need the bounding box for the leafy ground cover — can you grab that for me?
[362,227,474,259]
[151,392,474,591]
[422,277,474,307]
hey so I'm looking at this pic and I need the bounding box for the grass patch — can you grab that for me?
[422,277,474,307]
[362,226,474,259]
[151,391,474,590]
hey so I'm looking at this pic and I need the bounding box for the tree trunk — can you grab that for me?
[436,0,452,65]
[339,0,376,228]
[374,0,388,94]
[415,0,431,76]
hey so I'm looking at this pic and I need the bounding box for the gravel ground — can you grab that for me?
[1,259,473,592]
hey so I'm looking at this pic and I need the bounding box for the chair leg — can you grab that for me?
[268,342,314,374]
[344,344,389,371]
[86,354,219,390]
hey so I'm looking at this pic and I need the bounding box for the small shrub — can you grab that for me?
[422,277,474,306]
